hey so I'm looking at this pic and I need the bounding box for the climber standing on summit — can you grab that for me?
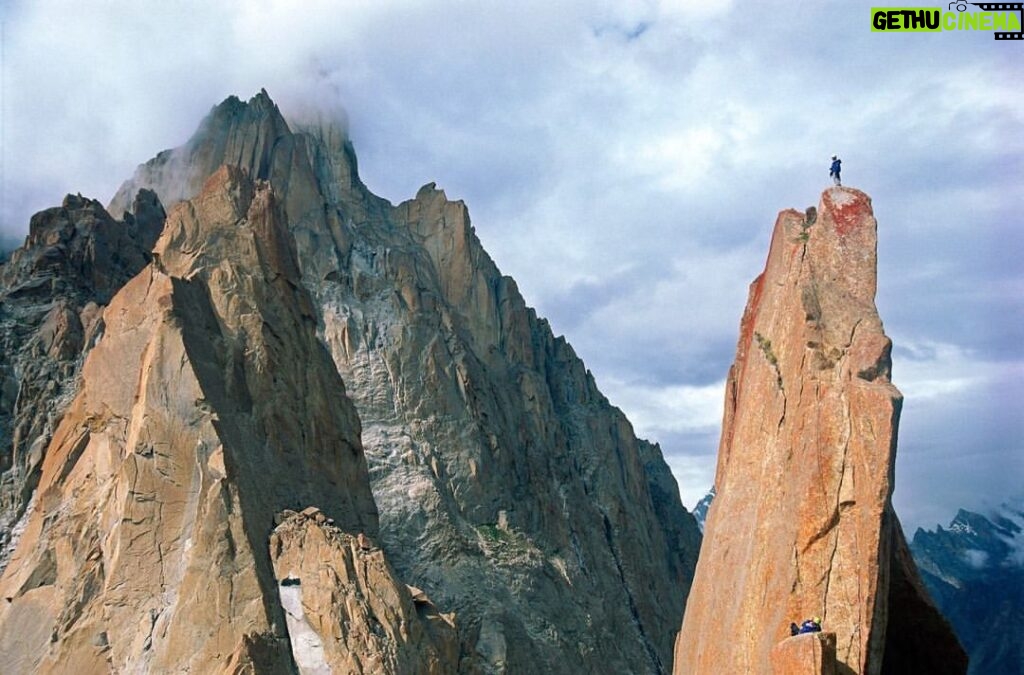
[829,155,842,186]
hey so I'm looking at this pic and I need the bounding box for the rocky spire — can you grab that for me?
[673,188,966,674]
[108,90,293,219]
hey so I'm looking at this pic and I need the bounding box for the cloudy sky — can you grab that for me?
[1,0,1021,531]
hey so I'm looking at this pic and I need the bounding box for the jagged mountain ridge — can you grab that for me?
[0,90,700,673]
[911,502,1024,675]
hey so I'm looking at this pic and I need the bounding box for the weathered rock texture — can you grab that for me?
[0,90,700,673]
[0,167,384,672]
[674,189,966,674]
[271,508,458,674]
[105,90,701,673]
[771,633,838,675]
[0,190,164,567]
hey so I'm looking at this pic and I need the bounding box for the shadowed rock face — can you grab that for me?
[0,190,165,566]
[2,90,701,673]
[0,167,382,673]
[674,189,966,675]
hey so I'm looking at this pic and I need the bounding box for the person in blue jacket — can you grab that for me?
[799,617,823,634]
[829,155,842,186]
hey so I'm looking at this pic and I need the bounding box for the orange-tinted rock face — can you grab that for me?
[674,188,966,675]
[0,167,380,673]
[771,632,837,675]
[269,510,459,674]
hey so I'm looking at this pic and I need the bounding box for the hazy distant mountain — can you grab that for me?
[692,488,715,534]
[911,500,1024,675]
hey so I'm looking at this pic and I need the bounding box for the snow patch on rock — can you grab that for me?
[279,580,330,675]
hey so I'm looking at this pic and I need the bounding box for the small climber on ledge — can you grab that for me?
[788,617,823,636]
[800,617,823,634]
[829,155,842,186]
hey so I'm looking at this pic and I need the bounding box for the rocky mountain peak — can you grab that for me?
[691,488,715,533]
[1,90,702,673]
[674,187,966,674]
[109,90,324,220]
[910,500,1024,674]
[203,88,288,141]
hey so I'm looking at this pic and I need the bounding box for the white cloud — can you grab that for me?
[962,549,989,569]
[665,454,718,512]
[632,126,724,191]
[893,339,994,400]
[658,0,735,20]
[998,500,1024,567]
[1,0,1020,534]
[603,377,724,437]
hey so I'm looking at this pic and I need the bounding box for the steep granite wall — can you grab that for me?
[674,189,966,674]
